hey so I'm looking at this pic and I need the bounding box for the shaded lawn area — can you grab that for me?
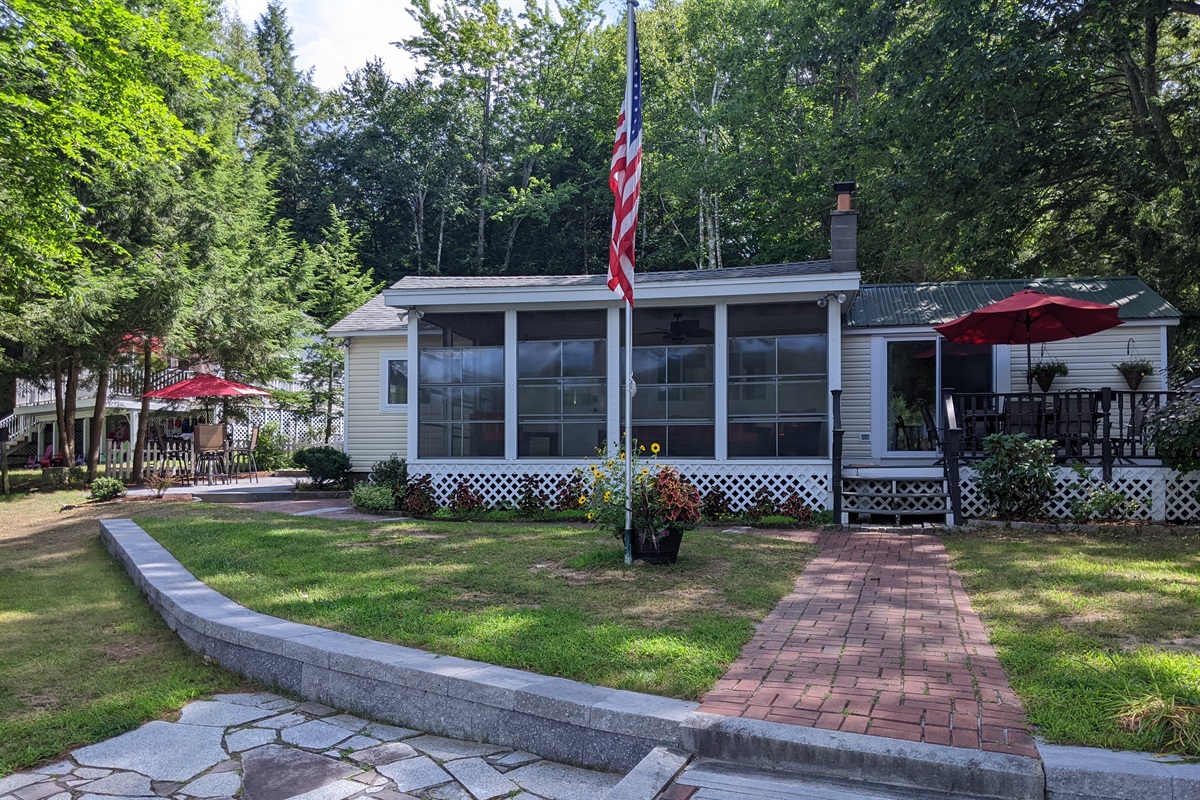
[944,527,1200,756]
[0,493,247,777]
[137,512,818,701]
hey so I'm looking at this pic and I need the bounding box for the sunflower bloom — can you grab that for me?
[650,442,661,454]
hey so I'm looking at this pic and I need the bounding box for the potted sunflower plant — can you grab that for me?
[583,439,701,565]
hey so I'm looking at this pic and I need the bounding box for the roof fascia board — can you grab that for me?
[844,318,1176,336]
[383,272,860,310]
[330,329,409,338]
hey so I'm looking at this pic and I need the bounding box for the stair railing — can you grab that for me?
[941,389,964,526]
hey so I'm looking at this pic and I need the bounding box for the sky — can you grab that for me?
[226,0,420,91]
[226,0,623,91]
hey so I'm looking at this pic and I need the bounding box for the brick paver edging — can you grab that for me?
[101,519,1054,799]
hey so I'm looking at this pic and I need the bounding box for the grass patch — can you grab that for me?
[137,512,817,701]
[944,527,1200,756]
[0,493,246,777]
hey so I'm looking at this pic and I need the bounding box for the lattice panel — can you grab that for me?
[842,478,948,514]
[414,461,831,512]
[1108,471,1156,521]
[1164,472,1200,523]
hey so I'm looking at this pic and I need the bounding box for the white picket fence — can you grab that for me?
[104,441,196,482]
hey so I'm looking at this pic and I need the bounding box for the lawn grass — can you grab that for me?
[0,493,247,777]
[944,527,1200,756]
[137,511,817,701]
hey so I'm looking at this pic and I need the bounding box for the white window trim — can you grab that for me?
[379,350,409,413]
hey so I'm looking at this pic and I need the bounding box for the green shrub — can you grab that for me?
[516,475,549,517]
[144,472,174,498]
[369,453,408,489]
[747,486,776,521]
[292,446,353,488]
[1069,465,1140,521]
[975,433,1055,519]
[88,476,126,502]
[811,509,835,526]
[253,422,291,471]
[1149,392,1200,474]
[351,483,396,513]
[42,466,87,488]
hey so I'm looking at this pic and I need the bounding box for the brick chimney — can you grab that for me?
[830,181,857,273]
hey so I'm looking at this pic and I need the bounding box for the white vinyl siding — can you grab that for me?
[346,335,408,470]
[840,334,873,461]
[1005,324,1166,393]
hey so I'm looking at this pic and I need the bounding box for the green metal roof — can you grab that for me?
[844,276,1181,328]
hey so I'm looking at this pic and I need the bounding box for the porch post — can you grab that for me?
[826,293,843,458]
[504,309,517,461]
[714,303,728,461]
[406,309,419,462]
[942,389,964,526]
[832,389,844,525]
[1100,387,1113,482]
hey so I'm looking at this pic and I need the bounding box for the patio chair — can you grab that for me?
[193,423,228,485]
[1004,396,1043,438]
[228,425,260,484]
[1114,397,1152,461]
[1054,390,1098,458]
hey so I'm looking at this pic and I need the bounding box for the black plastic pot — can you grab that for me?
[631,528,683,565]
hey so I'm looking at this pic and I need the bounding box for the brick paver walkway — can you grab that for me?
[699,530,1038,759]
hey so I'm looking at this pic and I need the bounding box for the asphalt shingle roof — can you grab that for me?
[326,293,406,334]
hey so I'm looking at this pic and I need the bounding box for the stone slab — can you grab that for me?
[375,757,451,793]
[178,700,274,728]
[405,736,507,762]
[225,727,278,753]
[281,720,354,750]
[443,758,517,800]
[351,742,419,767]
[253,712,308,730]
[11,781,63,800]
[179,771,242,798]
[76,771,155,796]
[324,713,368,732]
[338,735,381,751]
[73,721,228,783]
[490,752,540,768]
[240,745,359,800]
[1039,743,1200,800]
[364,723,419,742]
[604,746,691,800]
[0,774,47,795]
[506,761,622,800]
[280,779,363,800]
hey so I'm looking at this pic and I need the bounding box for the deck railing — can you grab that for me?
[15,367,192,408]
[946,388,1175,479]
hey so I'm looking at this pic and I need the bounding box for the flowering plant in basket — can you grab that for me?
[582,439,701,550]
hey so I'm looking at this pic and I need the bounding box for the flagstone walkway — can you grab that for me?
[0,693,620,800]
[698,530,1038,759]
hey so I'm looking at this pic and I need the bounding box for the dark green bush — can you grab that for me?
[88,476,126,502]
[292,446,353,488]
[1149,393,1200,474]
[975,433,1055,519]
[369,453,408,488]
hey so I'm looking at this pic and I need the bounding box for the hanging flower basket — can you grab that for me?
[1028,360,1068,392]
[1115,360,1153,391]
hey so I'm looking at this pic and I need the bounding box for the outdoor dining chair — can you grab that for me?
[193,423,228,485]
[1003,396,1043,438]
[228,425,260,483]
[1054,390,1098,458]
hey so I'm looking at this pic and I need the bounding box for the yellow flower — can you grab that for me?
[607,460,614,468]
[650,442,661,454]
[641,468,649,476]
[586,511,594,521]
[604,490,612,502]
[639,444,645,452]
[578,495,587,505]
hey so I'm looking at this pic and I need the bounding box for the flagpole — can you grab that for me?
[622,0,636,566]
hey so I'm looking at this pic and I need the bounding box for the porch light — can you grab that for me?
[816,293,847,308]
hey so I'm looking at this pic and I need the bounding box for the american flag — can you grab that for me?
[608,7,642,306]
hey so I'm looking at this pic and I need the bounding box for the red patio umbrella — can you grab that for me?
[934,289,1122,391]
[142,373,272,400]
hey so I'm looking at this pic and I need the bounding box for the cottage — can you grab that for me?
[329,186,1188,522]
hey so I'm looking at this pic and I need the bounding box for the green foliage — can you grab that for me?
[779,493,814,524]
[144,473,175,499]
[1069,465,1141,522]
[810,509,835,526]
[1028,360,1069,384]
[42,467,86,488]
[747,487,777,521]
[975,433,1056,519]
[369,454,409,490]
[291,446,352,489]
[449,479,486,512]
[253,422,291,471]
[584,441,701,548]
[516,475,549,517]
[87,477,126,502]
[1149,393,1200,475]
[701,487,732,521]
[351,483,397,513]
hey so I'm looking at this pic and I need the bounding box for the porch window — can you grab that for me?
[517,310,606,457]
[632,307,714,457]
[418,313,504,458]
[727,303,828,457]
[379,353,408,411]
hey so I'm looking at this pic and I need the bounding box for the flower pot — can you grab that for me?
[631,528,683,565]
[1033,373,1057,392]
[1119,369,1145,391]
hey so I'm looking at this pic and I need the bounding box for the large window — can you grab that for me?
[632,307,714,457]
[518,310,606,457]
[728,303,828,457]
[418,313,504,458]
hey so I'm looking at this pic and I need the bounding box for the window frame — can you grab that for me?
[379,350,409,413]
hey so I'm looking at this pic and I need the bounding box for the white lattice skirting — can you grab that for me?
[412,461,832,513]
[960,465,1200,522]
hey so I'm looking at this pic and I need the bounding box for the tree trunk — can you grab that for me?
[86,364,110,481]
[477,67,493,264]
[131,343,152,483]
[62,349,79,466]
[53,356,65,463]
[436,208,446,273]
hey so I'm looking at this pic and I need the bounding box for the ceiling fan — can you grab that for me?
[655,312,713,343]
